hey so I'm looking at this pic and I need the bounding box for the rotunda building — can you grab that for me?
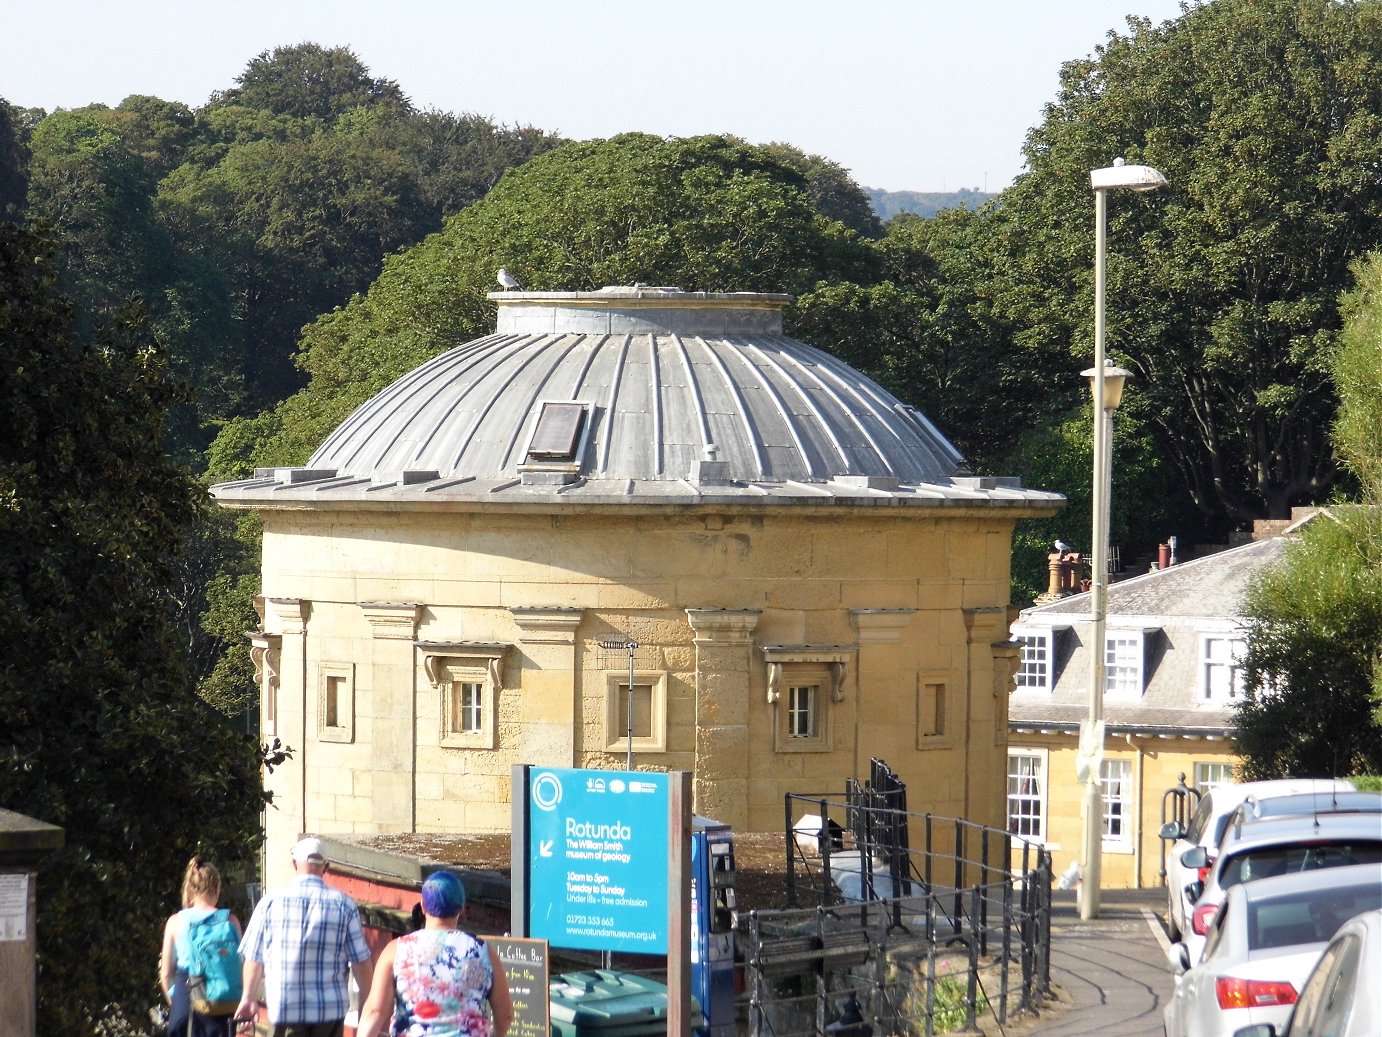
[212,286,1063,877]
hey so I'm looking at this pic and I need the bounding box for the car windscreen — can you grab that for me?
[1221,841,1382,891]
[1248,883,1382,950]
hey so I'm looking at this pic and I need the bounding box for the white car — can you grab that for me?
[1230,907,1382,1037]
[1161,779,1356,940]
[1164,863,1382,1037]
[1179,811,1382,964]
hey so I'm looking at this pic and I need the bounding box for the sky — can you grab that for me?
[2,0,1189,193]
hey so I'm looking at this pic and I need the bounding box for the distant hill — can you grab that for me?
[866,186,995,221]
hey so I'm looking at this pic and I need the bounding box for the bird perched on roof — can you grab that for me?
[1054,539,1072,553]
[497,267,523,291]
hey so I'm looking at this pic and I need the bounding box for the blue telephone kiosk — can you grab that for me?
[690,816,737,1037]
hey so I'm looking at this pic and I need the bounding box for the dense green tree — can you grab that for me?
[988,0,1382,526]
[210,42,410,122]
[1236,251,1382,778]
[23,107,170,329]
[0,224,263,1034]
[208,132,878,474]
[0,97,30,219]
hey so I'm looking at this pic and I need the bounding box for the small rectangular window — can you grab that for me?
[448,681,484,736]
[318,663,354,744]
[1105,633,1142,694]
[787,684,820,739]
[1101,759,1133,850]
[1202,635,1246,702]
[603,671,667,754]
[527,402,587,461]
[1014,630,1053,691]
[1194,761,1235,793]
[1007,751,1046,842]
[917,682,946,742]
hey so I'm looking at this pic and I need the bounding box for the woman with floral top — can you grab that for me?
[357,871,513,1037]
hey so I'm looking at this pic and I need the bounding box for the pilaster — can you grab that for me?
[685,608,761,827]
[264,597,308,885]
[358,602,421,832]
[509,607,584,767]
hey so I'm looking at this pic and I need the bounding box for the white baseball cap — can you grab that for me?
[291,837,327,863]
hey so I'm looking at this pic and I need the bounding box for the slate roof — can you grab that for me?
[211,287,1065,513]
[1023,535,1291,622]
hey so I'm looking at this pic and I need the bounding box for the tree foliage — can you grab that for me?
[0,224,263,1033]
[988,0,1382,524]
[1237,251,1382,779]
[208,132,878,474]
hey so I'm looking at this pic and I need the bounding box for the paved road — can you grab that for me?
[1015,887,1176,1037]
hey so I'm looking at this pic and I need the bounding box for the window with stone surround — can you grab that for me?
[317,663,354,743]
[916,677,950,749]
[763,647,848,753]
[604,671,667,754]
[419,643,508,751]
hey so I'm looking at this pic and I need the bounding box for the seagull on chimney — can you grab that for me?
[1054,539,1072,553]
[497,267,523,291]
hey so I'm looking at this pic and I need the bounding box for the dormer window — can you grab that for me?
[526,401,589,463]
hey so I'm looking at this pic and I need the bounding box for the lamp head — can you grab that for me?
[1090,158,1168,193]
[1081,361,1133,411]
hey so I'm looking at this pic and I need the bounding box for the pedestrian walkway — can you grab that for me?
[1010,887,1175,1037]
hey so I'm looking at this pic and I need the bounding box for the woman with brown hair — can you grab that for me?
[159,856,243,1037]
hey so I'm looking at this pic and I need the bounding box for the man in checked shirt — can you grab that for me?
[235,838,374,1037]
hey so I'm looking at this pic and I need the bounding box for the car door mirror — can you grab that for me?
[1230,1026,1276,1037]
[1166,942,1191,976]
[1180,846,1209,869]
[1186,880,1204,903]
[1159,821,1185,840]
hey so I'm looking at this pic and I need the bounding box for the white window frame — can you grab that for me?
[1100,758,1134,852]
[317,662,355,743]
[764,647,850,754]
[1012,627,1055,692]
[1104,629,1149,696]
[1199,632,1247,703]
[1006,749,1048,844]
[1194,761,1235,794]
[604,671,667,754]
[420,643,508,751]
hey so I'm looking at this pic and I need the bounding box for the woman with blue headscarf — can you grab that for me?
[357,870,513,1037]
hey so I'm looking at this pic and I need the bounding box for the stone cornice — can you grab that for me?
[685,608,761,643]
[509,607,583,644]
[358,601,421,639]
[849,608,917,645]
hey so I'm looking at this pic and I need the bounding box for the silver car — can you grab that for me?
[1231,907,1382,1037]
[1179,812,1382,963]
[1161,780,1357,940]
[1164,863,1382,1037]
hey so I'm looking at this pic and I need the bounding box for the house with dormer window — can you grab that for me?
[1006,517,1313,890]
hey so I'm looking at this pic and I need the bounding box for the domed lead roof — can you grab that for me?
[309,287,964,485]
[213,287,1062,512]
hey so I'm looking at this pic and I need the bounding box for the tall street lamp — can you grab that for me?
[1079,158,1167,921]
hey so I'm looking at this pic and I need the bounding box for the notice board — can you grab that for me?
[489,936,549,1037]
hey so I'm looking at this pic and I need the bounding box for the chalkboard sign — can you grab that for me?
[490,936,549,1037]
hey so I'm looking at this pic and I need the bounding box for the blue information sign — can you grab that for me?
[527,767,669,954]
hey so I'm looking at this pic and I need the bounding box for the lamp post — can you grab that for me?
[1079,158,1166,921]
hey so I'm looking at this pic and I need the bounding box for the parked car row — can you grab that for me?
[1159,779,1382,1037]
